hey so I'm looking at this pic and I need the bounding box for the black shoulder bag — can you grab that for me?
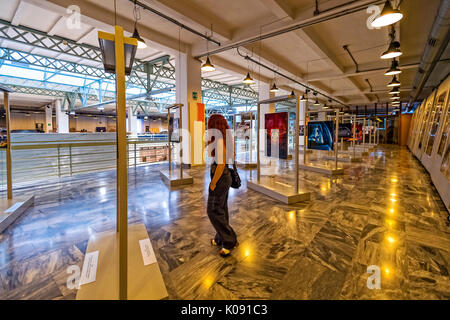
[229,159,241,189]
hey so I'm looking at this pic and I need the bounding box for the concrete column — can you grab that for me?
[55,99,68,133]
[176,49,202,165]
[258,82,275,132]
[127,107,138,137]
[45,104,53,133]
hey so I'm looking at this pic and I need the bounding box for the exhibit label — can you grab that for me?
[139,238,157,266]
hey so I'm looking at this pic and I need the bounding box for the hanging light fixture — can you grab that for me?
[312,91,320,105]
[290,90,295,96]
[384,59,401,76]
[201,56,215,72]
[243,72,255,85]
[371,0,403,28]
[132,27,147,49]
[390,94,400,100]
[389,87,400,95]
[300,89,309,102]
[381,26,402,59]
[387,76,400,87]
[270,83,279,92]
[381,40,402,59]
[132,2,147,49]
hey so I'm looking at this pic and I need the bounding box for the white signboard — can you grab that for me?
[139,238,157,266]
[79,251,99,286]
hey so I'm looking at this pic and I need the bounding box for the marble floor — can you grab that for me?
[0,145,449,300]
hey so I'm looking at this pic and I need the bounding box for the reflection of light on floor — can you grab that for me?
[386,235,396,244]
[383,266,392,277]
[203,275,214,289]
[386,219,395,227]
[390,198,397,202]
[389,208,395,214]
[391,178,398,183]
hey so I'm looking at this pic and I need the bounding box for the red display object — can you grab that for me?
[197,103,205,122]
[265,112,288,159]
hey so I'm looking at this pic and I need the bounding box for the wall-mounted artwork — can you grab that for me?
[265,112,288,159]
[308,121,334,151]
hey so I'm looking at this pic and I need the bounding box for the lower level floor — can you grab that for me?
[0,145,449,299]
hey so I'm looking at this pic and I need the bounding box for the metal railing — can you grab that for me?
[0,136,176,189]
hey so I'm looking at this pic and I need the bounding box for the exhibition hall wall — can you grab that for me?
[407,75,450,210]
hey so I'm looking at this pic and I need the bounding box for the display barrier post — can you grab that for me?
[295,95,300,194]
[353,115,356,158]
[363,118,366,149]
[335,110,339,170]
[257,103,261,183]
[4,91,12,200]
[167,108,171,173]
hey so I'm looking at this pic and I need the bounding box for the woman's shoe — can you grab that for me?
[210,238,219,246]
[219,248,231,257]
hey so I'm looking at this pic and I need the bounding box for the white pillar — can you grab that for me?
[258,82,275,132]
[176,49,202,165]
[45,104,53,133]
[127,107,138,137]
[55,99,68,133]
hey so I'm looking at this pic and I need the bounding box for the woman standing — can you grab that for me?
[207,114,238,257]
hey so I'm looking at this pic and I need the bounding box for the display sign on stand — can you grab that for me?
[247,94,310,204]
[159,103,194,187]
[0,84,34,234]
[76,26,168,300]
[299,109,344,175]
[234,112,257,168]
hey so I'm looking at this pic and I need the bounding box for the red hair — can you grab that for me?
[207,114,229,157]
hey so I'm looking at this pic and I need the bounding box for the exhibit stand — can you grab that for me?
[233,111,257,168]
[159,104,193,187]
[299,109,344,176]
[322,114,362,163]
[0,85,34,233]
[247,94,310,204]
[76,26,167,300]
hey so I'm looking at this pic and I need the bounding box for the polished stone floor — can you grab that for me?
[0,145,449,300]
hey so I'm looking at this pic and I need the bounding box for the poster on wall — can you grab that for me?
[265,112,288,159]
[307,121,334,151]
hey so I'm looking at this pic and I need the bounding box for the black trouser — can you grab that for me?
[207,165,237,249]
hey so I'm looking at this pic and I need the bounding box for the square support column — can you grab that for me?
[127,107,138,137]
[175,50,203,166]
[45,105,53,133]
[55,99,68,133]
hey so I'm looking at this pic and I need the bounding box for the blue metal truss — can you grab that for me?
[0,19,258,115]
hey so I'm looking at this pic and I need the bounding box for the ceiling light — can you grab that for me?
[98,106,104,111]
[201,56,215,72]
[98,30,137,76]
[300,94,307,102]
[385,59,401,76]
[390,94,400,100]
[371,1,403,28]
[389,87,400,95]
[243,72,255,85]
[290,90,295,96]
[387,76,401,87]
[270,83,279,92]
[132,27,147,49]
[313,99,320,106]
[381,40,402,59]
[69,110,75,115]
